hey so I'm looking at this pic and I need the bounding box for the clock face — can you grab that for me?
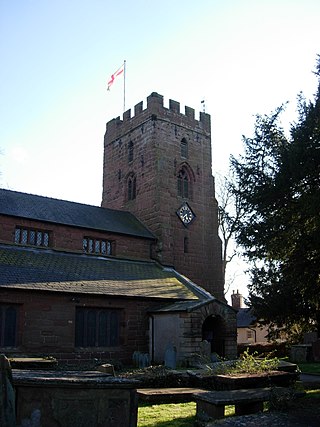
[177,203,195,226]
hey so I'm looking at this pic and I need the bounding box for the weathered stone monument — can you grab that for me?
[200,340,211,361]
[13,369,138,427]
[164,343,177,369]
[0,354,16,427]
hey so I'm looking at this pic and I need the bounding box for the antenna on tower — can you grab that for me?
[201,99,206,113]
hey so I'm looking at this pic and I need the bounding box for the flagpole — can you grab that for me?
[123,60,126,112]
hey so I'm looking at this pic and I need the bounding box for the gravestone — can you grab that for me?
[164,343,177,369]
[312,339,320,361]
[132,351,150,368]
[200,340,211,361]
[0,354,16,427]
[290,344,311,362]
[132,351,140,367]
[140,353,150,368]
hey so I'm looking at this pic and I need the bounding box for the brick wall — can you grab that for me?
[0,289,163,366]
[1,288,237,365]
[0,214,152,260]
[178,302,237,360]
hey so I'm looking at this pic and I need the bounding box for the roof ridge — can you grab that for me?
[0,187,120,213]
[0,188,155,239]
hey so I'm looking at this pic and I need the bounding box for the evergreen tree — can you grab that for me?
[230,56,320,339]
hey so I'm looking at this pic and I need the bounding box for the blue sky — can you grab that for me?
[1,0,319,299]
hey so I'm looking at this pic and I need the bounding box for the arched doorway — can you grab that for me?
[202,315,226,357]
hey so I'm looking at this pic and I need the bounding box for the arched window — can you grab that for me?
[177,168,189,198]
[128,141,134,163]
[180,138,188,158]
[184,236,189,253]
[128,175,136,201]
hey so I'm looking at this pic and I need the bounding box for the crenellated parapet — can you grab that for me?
[105,92,211,140]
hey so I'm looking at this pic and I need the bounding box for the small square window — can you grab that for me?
[14,227,50,248]
[83,237,114,256]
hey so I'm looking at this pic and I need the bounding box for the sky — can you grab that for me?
[1,0,319,302]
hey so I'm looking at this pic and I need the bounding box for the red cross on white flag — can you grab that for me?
[107,63,125,91]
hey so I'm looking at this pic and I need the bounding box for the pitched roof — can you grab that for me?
[0,245,202,300]
[0,188,155,240]
[237,308,257,328]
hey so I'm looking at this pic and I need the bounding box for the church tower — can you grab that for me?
[102,92,224,300]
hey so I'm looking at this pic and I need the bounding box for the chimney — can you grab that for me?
[231,289,244,309]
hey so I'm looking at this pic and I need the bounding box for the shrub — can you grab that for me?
[238,342,289,358]
[214,349,279,375]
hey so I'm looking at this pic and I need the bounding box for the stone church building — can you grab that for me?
[0,92,237,366]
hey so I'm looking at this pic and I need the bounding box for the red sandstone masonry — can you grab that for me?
[0,214,152,260]
[102,92,224,300]
[0,289,166,365]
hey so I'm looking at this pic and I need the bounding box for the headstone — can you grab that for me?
[210,352,220,363]
[132,351,140,367]
[303,332,318,344]
[132,351,150,368]
[18,408,41,427]
[290,344,311,362]
[312,339,320,361]
[0,354,16,427]
[200,340,211,361]
[164,343,177,369]
[139,353,150,368]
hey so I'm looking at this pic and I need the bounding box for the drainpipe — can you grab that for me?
[150,315,155,364]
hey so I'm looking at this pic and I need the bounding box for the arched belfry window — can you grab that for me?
[177,168,190,198]
[127,174,136,201]
[128,141,134,163]
[181,138,188,158]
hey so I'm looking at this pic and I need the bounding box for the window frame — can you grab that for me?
[127,175,136,201]
[128,141,134,163]
[83,237,114,256]
[177,168,190,198]
[0,304,18,347]
[180,138,188,158]
[75,307,120,348]
[14,226,50,248]
[246,329,254,340]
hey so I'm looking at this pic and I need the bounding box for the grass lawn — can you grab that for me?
[298,362,320,374]
[305,389,320,398]
[138,402,196,427]
[137,391,320,426]
[137,402,235,427]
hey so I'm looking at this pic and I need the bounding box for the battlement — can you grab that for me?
[105,92,211,138]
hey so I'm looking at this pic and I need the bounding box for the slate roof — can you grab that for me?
[237,308,257,328]
[0,188,155,240]
[0,245,202,300]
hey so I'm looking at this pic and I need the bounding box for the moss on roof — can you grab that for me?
[0,245,199,300]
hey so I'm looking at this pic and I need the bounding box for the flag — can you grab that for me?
[107,63,125,91]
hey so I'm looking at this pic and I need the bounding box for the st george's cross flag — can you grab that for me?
[107,63,125,91]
